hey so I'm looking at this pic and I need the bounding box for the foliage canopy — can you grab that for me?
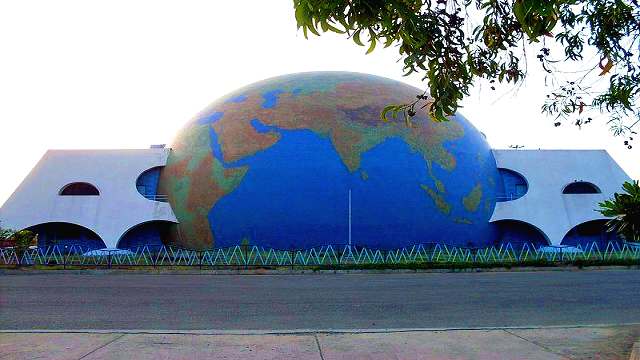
[598,180,640,242]
[0,225,13,242]
[293,0,639,146]
[0,224,36,259]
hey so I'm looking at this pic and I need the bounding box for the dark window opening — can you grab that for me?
[117,221,174,251]
[561,220,621,248]
[496,168,528,202]
[28,222,106,250]
[59,182,99,196]
[136,167,167,202]
[563,181,600,194]
[492,220,549,249]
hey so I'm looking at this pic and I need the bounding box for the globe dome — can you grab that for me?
[158,72,499,250]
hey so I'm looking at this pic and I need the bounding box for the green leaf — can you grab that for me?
[307,23,320,36]
[383,36,394,48]
[380,104,399,121]
[353,29,365,46]
[512,1,525,27]
[366,36,377,54]
[294,5,307,27]
[337,17,349,30]
[325,21,345,34]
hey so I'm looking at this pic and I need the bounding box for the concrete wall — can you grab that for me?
[0,149,177,248]
[490,150,631,245]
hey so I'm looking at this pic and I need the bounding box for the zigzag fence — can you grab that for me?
[1,242,639,269]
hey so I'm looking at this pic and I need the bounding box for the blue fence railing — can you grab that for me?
[1,242,639,268]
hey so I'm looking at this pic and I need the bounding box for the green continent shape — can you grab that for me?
[421,184,451,215]
[462,183,483,213]
[159,123,247,249]
[454,217,473,224]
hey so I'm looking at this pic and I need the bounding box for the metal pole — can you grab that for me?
[348,189,352,248]
[243,244,248,270]
[290,247,294,270]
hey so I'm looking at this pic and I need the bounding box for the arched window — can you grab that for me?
[117,221,175,251]
[563,181,600,194]
[59,182,99,196]
[492,219,550,248]
[561,220,621,248]
[496,168,528,202]
[136,167,167,202]
[27,222,106,250]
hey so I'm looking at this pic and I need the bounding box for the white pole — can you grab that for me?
[348,189,352,247]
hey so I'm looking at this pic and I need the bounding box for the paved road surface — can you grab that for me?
[1,271,639,330]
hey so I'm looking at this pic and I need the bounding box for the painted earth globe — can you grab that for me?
[158,72,499,250]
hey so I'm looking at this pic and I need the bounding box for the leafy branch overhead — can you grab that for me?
[293,0,640,146]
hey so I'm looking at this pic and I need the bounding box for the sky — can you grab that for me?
[0,0,637,205]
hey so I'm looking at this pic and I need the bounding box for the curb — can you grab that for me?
[631,340,640,360]
[3,323,640,336]
[0,265,638,275]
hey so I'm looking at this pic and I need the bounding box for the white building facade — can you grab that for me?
[0,148,177,249]
[0,147,633,249]
[490,150,631,246]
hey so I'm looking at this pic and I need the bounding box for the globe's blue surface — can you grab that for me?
[159,72,499,250]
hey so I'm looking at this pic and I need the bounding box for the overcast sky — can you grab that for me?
[0,0,637,205]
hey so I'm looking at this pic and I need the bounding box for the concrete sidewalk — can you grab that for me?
[1,326,639,360]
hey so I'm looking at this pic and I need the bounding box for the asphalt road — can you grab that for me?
[1,271,639,331]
